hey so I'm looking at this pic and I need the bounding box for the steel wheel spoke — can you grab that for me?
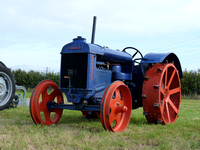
[44,111,52,123]
[110,99,116,108]
[166,102,171,123]
[113,89,124,106]
[115,89,122,102]
[161,99,166,113]
[115,113,121,125]
[109,100,119,123]
[160,88,165,95]
[165,68,168,88]
[48,89,58,101]
[116,99,124,106]
[39,102,46,111]
[169,87,181,95]
[109,111,116,123]
[42,89,48,102]
[52,109,62,120]
[167,69,175,88]
[168,99,178,114]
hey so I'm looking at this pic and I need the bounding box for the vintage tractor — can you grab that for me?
[0,62,27,110]
[29,17,182,132]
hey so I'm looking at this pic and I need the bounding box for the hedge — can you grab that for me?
[12,69,200,98]
[12,69,59,89]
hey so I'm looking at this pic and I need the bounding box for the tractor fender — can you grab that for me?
[140,53,183,78]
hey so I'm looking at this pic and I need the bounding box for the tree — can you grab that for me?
[12,69,60,89]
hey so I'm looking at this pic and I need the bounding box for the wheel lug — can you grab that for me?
[115,104,127,113]
[122,106,128,112]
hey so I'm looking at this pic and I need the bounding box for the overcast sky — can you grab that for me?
[0,0,200,72]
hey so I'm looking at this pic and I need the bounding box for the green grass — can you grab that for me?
[0,99,200,150]
[26,89,33,98]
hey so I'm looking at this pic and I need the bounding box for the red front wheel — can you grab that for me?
[29,80,64,125]
[100,81,132,132]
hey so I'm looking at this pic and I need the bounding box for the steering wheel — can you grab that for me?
[122,47,143,63]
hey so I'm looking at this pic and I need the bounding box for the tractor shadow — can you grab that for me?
[129,115,148,125]
[2,107,148,133]
[59,112,103,133]
[58,110,148,133]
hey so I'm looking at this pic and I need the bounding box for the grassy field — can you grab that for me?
[0,99,200,150]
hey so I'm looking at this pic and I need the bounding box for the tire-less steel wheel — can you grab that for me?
[142,63,181,124]
[100,81,132,132]
[0,62,15,110]
[29,80,64,125]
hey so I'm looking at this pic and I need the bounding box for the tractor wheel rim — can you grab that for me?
[101,81,132,132]
[100,85,110,130]
[159,64,181,124]
[29,80,63,125]
[142,63,181,125]
[0,72,13,106]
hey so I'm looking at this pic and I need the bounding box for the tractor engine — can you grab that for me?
[60,36,133,106]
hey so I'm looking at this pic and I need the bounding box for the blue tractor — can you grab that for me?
[29,17,182,132]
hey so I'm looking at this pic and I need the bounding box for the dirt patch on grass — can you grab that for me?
[0,118,16,124]
[192,117,200,120]
[0,134,12,146]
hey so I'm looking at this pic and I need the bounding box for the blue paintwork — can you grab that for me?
[60,36,115,107]
[94,69,112,100]
[141,52,183,78]
[48,36,183,112]
[47,101,100,112]
[60,52,111,105]
[110,65,132,80]
[60,36,132,103]
[141,53,172,63]
[61,36,132,63]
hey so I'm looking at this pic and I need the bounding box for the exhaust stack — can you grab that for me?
[91,16,97,44]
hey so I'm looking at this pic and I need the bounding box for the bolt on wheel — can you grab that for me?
[100,81,132,132]
[142,63,181,124]
[29,80,64,125]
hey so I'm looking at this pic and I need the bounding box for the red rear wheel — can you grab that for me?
[142,63,181,124]
[29,80,64,125]
[100,81,132,132]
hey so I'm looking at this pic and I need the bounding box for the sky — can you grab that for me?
[0,0,200,72]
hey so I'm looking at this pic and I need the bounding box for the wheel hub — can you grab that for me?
[115,103,127,113]
[0,77,7,101]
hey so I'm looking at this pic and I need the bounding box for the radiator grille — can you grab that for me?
[60,53,88,88]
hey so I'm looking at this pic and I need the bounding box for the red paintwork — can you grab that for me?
[100,81,132,132]
[29,80,64,125]
[142,63,181,124]
[90,55,94,81]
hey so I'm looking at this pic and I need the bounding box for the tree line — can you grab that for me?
[181,69,200,98]
[12,69,59,89]
[12,69,200,98]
